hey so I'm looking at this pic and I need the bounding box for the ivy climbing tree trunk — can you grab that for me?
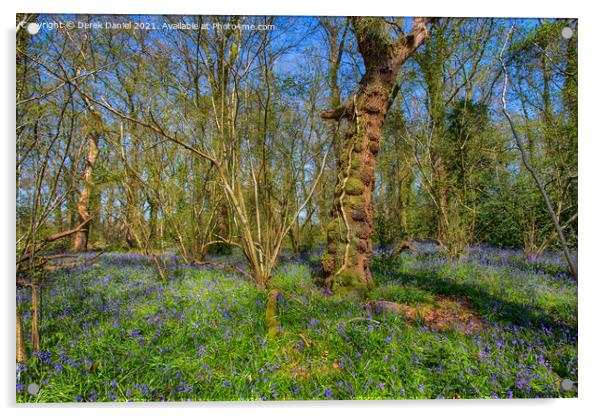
[321,17,430,294]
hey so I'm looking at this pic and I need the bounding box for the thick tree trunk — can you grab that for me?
[73,133,99,251]
[321,17,430,295]
[322,88,388,292]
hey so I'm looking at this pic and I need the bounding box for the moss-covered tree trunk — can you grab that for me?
[321,17,430,294]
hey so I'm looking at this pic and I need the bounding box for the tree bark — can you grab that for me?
[73,132,99,251]
[31,285,40,353]
[16,309,26,362]
[321,17,430,294]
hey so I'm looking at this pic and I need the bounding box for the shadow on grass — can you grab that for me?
[372,261,577,336]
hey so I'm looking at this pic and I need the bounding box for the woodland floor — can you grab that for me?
[16,243,578,402]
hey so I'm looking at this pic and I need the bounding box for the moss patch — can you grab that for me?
[266,289,281,338]
[344,195,363,211]
[345,178,364,196]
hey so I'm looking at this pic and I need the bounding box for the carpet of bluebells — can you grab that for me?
[16,244,577,402]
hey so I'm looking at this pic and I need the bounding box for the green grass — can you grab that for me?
[16,249,577,402]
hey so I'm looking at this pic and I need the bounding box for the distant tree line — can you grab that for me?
[16,15,577,293]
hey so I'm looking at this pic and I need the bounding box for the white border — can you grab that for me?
[3,0,585,18]
[2,1,600,416]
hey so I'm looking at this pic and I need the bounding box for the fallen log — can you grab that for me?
[44,251,105,271]
[17,218,93,267]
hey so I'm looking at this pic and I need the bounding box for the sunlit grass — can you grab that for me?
[16,247,577,402]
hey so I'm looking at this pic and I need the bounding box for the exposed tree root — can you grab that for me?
[365,295,482,333]
[298,332,313,347]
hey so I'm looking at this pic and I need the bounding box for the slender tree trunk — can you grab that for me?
[148,199,157,247]
[288,227,300,257]
[499,30,577,280]
[54,193,64,231]
[16,308,26,362]
[213,202,231,254]
[66,164,78,229]
[433,155,450,245]
[398,172,413,238]
[400,199,409,235]
[125,224,138,249]
[73,133,100,251]
[106,186,114,242]
[321,17,430,294]
[31,285,40,353]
